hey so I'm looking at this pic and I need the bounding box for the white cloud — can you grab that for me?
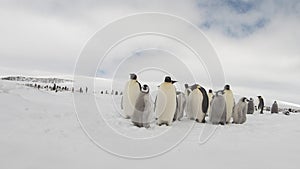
[0,0,299,103]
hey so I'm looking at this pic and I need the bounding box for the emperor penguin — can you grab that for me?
[223,84,235,123]
[257,96,265,114]
[271,101,279,114]
[173,91,187,121]
[209,90,227,125]
[232,97,248,124]
[186,84,209,123]
[156,76,177,126]
[207,89,214,116]
[247,98,255,114]
[184,84,192,97]
[131,84,152,128]
[184,84,191,115]
[122,73,141,119]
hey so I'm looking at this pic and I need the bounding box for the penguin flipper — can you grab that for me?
[199,87,209,113]
[154,96,157,112]
[120,95,124,110]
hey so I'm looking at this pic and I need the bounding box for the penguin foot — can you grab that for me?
[158,122,169,126]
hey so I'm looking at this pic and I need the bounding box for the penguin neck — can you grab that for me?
[163,82,172,85]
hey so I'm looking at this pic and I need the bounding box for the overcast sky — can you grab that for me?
[0,0,299,104]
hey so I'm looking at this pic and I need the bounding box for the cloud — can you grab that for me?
[0,0,299,103]
[197,0,300,37]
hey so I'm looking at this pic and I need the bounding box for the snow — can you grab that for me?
[1,79,300,169]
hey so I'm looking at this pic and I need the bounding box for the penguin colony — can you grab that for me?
[121,73,288,128]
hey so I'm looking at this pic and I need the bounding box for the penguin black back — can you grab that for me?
[199,87,209,113]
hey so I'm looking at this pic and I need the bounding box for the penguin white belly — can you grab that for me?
[187,90,204,121]
[224,90,234,123]
[239,102,247,124]
[187,91,197,119]
[123,81,140,118]
[174,92,186,121]
[156,83,176,125]
[207,93,213,116]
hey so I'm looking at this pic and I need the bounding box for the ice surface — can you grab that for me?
[1,79,300,169]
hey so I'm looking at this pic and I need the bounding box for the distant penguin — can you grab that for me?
[247,98,255,114]
[156,76,177,126]
[173,91,187,121]
[224,84,235,123]
[131,84,152,128]
[122,73,141,119]
[207,89,214,116]
[186,84,209,123]
[209,90,227,125]
[233,97,248,124]
[271,101,279,114]
[184,84,192,116]
[258,96,264,114]
[184,84,192,97]
[283,110,290,116]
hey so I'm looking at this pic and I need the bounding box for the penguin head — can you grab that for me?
[141,84,149,93]
[164,76,172,83]
[224,84,230,90]
[164,76,177,84]
[130,73,137,80]
[184,84,189,89]
[249,98,253,101]
[209,89,213,93]
[257,96,261,99]
[215,90,224,96]
[241,97,248,102]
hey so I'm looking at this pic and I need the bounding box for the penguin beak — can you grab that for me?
[171,80,177,84]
